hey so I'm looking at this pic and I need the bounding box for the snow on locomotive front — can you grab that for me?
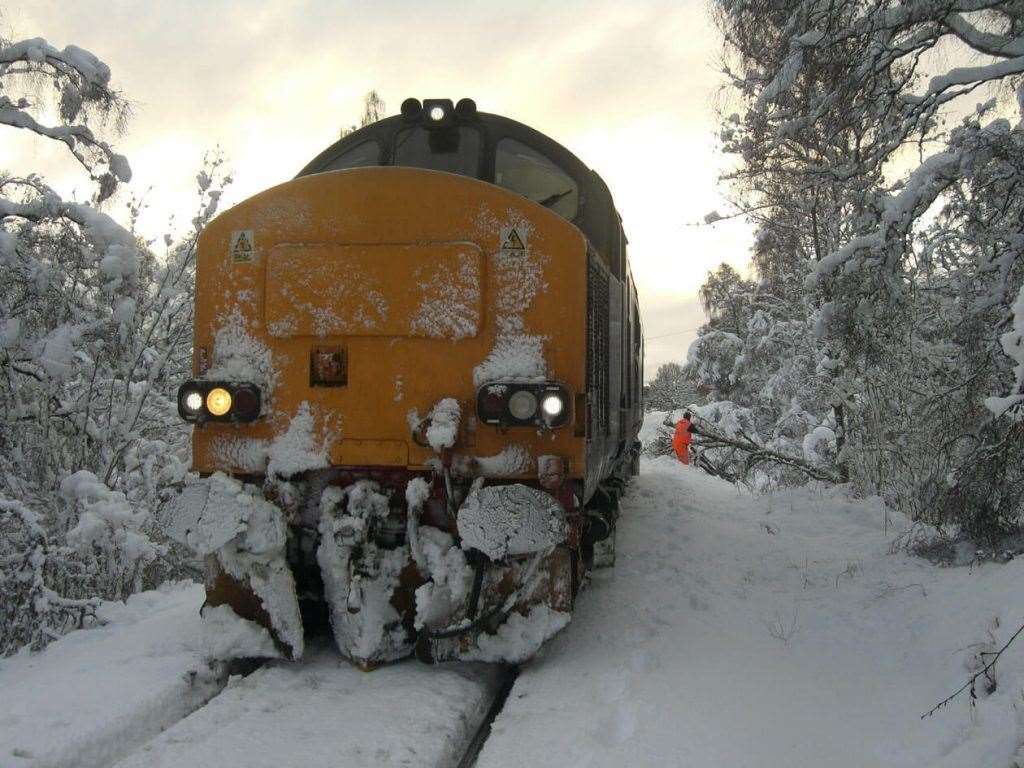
[163,160,594,666]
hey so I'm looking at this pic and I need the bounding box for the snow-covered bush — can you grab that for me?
[0,34,228,654]
[61,470,160,598]
[0,495,101,654]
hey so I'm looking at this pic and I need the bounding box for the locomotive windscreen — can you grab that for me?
[494,138,579,220]
[392,126,481,177]
[321,139,380,172]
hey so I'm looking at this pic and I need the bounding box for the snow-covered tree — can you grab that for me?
[0,35,228,654]
[645,362,703,411]
[691,0,1024,540]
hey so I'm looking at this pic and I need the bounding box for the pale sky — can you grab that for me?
[8,0,754,380]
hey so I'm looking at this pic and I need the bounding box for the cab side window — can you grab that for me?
[495,138,579,221]
[321,140,380,171]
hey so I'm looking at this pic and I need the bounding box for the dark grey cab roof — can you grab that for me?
[296,102,626,275]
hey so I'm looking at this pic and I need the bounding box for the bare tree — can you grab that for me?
[340,90,386,137]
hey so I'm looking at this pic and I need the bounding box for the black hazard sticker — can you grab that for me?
[230,230,255,263]
[501,225,527,252]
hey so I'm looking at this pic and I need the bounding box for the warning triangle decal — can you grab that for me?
[502,228,526,251]
[231,230,254,262]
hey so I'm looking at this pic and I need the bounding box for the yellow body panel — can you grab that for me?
[265,242,483,339]
[191,167,588,478]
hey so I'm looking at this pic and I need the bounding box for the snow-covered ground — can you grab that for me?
[479,455,1024,767]
[0,585,499,768]
[0,584,222,768]
[114,649,500,768]
[4,448,1024,768]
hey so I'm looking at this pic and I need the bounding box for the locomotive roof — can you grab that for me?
[296,100,625,271]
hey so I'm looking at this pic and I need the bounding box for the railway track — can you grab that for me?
[109,644,517,768]
[456,669,518,768]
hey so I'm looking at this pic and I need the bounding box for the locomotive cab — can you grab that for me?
[165,98,643,667]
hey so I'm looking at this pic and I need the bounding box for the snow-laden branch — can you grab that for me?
[754,0,1023,140]
[920,55,1024,101]
[0,37,130,197]
[942,12,1024,59]
[800,0,1007,52]
[810,151,961,282]
[987,283,1024,419]
[0,38,111,87]
[0,96,129,185]
[757,47,806,107]
[0,180,137,253]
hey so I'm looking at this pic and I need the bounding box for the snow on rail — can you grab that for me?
[0,583,223,768]
[0,581,503,768]
[112,648,502,768]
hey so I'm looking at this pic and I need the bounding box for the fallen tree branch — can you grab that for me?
[689,416,843,484]
[921,621,1024,719]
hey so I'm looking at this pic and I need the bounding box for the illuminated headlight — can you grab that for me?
[541,393,565,418]
[508,390,538,420]
[206,387,232,417]
[177,380,262,424]
[429,105,445,121]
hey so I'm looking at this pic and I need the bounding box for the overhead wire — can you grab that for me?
[644,325,703,341]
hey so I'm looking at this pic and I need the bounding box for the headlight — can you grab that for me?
[541,393,564,418]
[206,388,232,416]
[476,382,571,428]
[177,380,262,424]
[508,390,538,420]
[183,390,204,413]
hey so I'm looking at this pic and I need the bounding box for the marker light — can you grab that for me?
[508,390,538,420]
[206,387,232,417]
[184,391,204,412]
[400,98,422,121]
[429,105,445,121]
[541,393,565,418]
[230,385,261,420]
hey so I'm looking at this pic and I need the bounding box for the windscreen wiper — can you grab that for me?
[535,188,573,208]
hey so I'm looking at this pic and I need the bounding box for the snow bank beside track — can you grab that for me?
[0,583,222,768]
[478,456,1024,767]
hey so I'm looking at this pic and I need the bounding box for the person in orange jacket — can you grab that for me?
[672,411,697,465]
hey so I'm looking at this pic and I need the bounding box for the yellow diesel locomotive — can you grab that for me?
[168,98,643,666]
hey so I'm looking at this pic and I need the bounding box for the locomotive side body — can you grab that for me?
[170,103,643,666]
